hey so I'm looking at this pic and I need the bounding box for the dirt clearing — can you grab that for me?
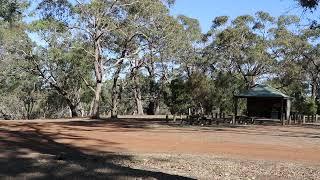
[0,118,319,179]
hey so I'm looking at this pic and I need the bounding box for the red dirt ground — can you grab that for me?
[1,118,320,164]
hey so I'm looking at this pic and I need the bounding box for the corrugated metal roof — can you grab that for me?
[235,84,290,98]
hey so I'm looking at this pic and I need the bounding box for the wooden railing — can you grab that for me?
[289,114,320,124]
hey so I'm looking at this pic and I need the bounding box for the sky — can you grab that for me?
[169,0,317,32]
[27,0,319,46]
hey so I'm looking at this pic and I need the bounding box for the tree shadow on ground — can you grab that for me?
[0,125,194,180]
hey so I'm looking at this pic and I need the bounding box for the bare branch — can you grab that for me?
[82,77,96,93]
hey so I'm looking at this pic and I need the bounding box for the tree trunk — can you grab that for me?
[111,61,123,118]
[91,82,102,119]
[173,113,177,122]
[133,85,144,115]
[147,98,161,115]
[133,72,144,115]
[311,80,317,102]
[91,34,103,119]
[65,97,80,118]
[154,99,160,114]
[69,105,79,118]
[154,77,167,115]
[245,75,256,89]
[146,63,159,115]
[111,97,119,118]
[148,80,160,115]
[24,99,35,120]
[136,97,143,115]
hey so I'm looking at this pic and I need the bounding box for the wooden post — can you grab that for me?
[286,99,291,124]
[288,115,292,125]
[234,97,238,125]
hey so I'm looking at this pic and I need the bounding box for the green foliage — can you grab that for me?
[0,0,28,22]
[210,13,275,88]
[164,78,192,115]
[186,73,212,113]
[213,72,245,113]
[178,15,202,42]
[297,0,319,9]
[303,98,318,115]
[212,16,229,29]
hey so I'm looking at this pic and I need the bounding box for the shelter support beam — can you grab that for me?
[281,98,284,125]
[286,99,291,125]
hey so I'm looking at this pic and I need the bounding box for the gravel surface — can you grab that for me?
[2,152,319,179]
[113,153,320,180]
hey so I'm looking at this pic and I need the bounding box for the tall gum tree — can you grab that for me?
[270,15,320,102]
[109,0,184,116]
[36,0,141,118]
[36,0,177,118]
[211,12,276,88]
[0,0,37,119]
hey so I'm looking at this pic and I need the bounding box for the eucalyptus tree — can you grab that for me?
[268,15,320,113]
[164,77,192,121]
[271,15,320,101]
[175,15,203,77]
[301,28,320,101]
[28,14,93,117]
[0,0,37,119]
[108,0,184,116]
[109,18,141,117]
[36,0,177,118]
[30,44,92,117]
[211,12,276,88]
[143,15,186,115]
[270,15,306,87]
[130,5,187,115]
[36,0,139,118]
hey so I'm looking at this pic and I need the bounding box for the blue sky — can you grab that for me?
[170,0,317,32]
[28,0,318,45]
